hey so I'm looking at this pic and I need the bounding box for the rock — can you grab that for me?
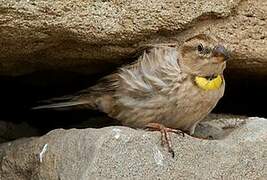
[0,0,266,77]
[0,121,40,143]
[194,114,248,139]
[0,115,266,179]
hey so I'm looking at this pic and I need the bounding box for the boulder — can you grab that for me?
[0,0,266,77]
[0,115,266,179]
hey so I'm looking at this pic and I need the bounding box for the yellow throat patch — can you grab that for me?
[195,75,223,91]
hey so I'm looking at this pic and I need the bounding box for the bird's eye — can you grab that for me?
[197,44,204,53]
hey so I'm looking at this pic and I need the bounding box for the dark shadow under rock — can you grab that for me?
[0,121,40,143]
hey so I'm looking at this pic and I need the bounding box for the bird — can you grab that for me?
[33,34,229,156]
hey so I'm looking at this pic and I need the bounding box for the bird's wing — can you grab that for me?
[117,46,185,98]
[32,46,185,110]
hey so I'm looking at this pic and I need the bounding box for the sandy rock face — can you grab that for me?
[0,115,266,180]
[0,1,266,179]
[0,0,266,77]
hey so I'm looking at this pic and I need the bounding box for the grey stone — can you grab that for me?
[0,114,266,179]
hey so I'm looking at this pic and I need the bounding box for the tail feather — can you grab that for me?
[32,101,89,110]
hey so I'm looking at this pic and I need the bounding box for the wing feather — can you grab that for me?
[32,46,187,110]
[118,46,185,99]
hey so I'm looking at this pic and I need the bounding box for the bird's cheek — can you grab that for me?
[211,56,225,64]
[221,61,227,71]
[213,62,226,75]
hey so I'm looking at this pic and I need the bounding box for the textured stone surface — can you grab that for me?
[0,115,266,180]
[0,121,39,143]
[0,1,266,179]
[0,0,266,77]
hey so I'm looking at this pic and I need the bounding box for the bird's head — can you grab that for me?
[178,34,229,78]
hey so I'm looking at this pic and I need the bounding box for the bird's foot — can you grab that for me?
[145,123,185,158]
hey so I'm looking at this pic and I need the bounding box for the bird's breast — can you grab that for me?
[111,76,225,132]
[165,77,225,132]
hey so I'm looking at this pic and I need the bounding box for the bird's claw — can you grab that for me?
[145,123,185,158]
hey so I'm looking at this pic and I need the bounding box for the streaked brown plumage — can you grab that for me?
[34,34,229,155]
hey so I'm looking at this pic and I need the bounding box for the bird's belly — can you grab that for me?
[166,99,215,131]
[113,83,224,134]
[162,87,224,133]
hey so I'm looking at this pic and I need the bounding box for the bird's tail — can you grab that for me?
[32,95,91,110]
[32,101,89,110]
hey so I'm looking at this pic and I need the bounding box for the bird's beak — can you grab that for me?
[212,45,230,61]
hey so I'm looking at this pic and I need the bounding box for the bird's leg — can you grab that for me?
[145,123,185,157]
